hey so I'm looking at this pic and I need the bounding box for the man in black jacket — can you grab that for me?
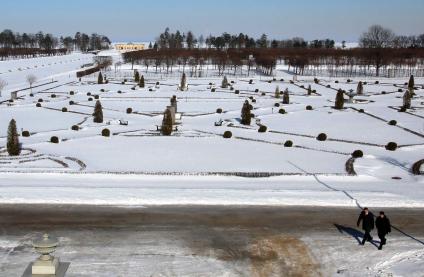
[357,207,374,245]
[375,211,391,250]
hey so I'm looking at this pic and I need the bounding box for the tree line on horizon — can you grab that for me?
[124,25,424,77]
[0,29,111,59]
[149,25,424,50]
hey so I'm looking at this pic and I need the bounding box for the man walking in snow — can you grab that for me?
[375,211,391,250]
[357,207,374,245]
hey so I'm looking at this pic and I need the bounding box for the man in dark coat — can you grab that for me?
[375,211,391,250]
[357,207,374,245]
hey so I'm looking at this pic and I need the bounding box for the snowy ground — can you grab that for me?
[0,50,423,276]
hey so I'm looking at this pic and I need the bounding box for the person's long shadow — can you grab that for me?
[334,224,380,248]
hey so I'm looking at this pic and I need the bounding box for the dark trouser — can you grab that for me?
[362,230,373,243]
[378,233,387,245]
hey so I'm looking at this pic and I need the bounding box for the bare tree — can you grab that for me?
[26,74,37,94]
[359,25,395,48]
[0,78,7,97]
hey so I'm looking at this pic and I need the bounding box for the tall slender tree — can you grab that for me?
[139,75,145,88]
[357,81,364,95]
[180,73,187,91]
[161,108,173,136]
[408,75,415,90]
[134,70,140,83]
[241,100,252,125]
[221,76,229,88]
[93,100,103,123]
[282,89,290,104]
[98,72,103,84]
[335,90,345,109]
[7,119,20,156]
[275,86,280,98]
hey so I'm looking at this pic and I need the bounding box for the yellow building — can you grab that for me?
[115,43,145,52]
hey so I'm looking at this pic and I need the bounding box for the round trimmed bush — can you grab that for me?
[102,128,110,137]
[381,91,386,94]
[94,95,99,99]
[249,96,254,100]
[252,99,256,103]
[211,88,216,92]
[385,142,397,151]
[326,85,331,88]
[100,89,105,92]
[230,87,234,91]
[258,125,267,133]
[359,109,365,113]
[88,97,93,101]
[284,140,293,147]
[22,130,30,137]
[235,90,240,94]
[306,105,313,110]
[209,82,213,85]
[30,93,34,97]
[279,108,286,114]
[316,133,327,141]
[255,89,259,92]
[398,88,403,92]
[71,125,79,131]
[156,81,159,85]
[50,136,59,143]
[149,88,153,92]
[261,92,266,96]
[249,79,253,84]
[38,98,43,102]
[87,92,91,96]
[118,90,122,94]
[36,103,41,107]
[399,107,407,112]
[126,107,133,114]
[274,103,280,107]
[121,81,125,85]
[335,80,339,83]
[388,120,397,126]
[352,150,363,158]
[62,107,67,112]
[69,100,75,105]
[70,91,74,95]
[216,108,223,114]
[131,87,136,90]
[375,81,379,84]
[51,94,56,98]
[223,131,232,138]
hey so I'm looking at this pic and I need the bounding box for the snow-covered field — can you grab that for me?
[0,50,423,276]
[0,50,422,207]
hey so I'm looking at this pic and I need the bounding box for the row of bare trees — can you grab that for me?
[123,47,424,77]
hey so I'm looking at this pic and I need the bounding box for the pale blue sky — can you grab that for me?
[1,0,423,42]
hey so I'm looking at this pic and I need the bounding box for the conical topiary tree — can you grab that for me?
[403,89,412,109]
[161,108,173,136]
[335,90,345,109]
[139,75,145,88]
[357,81,364,95]
[134,70,140,83]
[170,95,177,113]
[241,100,252,125]
[180,73,187,91]
[282,88,290,104]
[98,72,103,84]
[275,86,280,98]
[408,75,414,90]
[93,100,103,123]
[221,76,229,88]
[7,119,20,156]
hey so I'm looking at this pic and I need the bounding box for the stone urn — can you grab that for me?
[32,234,60,275]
